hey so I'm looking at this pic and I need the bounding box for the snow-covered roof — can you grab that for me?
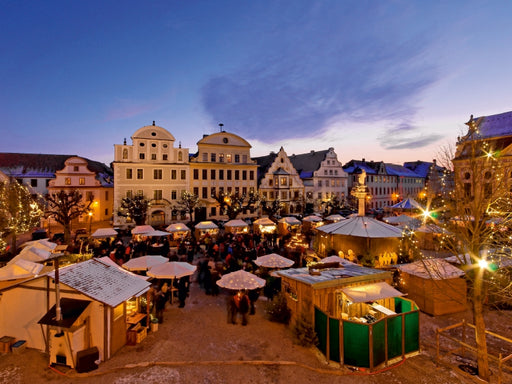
[398,259,465,280]
[473,110,512,139]
[48,259,151,307]
[385,163,422,178]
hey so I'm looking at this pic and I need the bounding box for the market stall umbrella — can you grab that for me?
[325,214,345,222]
[91,228,118,238]
[123,255,169,272]
[131,225,155,235]
[147,261,197,279]
[216,270,266,290]
[254,253,294,268]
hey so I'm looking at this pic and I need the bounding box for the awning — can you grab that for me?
[341,282,404,303]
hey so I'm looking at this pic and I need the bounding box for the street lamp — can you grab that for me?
[88,211,93,234]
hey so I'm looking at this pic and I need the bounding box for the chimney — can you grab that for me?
[152,121,155,126]
[219,123,224,132]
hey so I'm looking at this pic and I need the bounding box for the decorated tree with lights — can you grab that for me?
[212,190,259,220]
[259,195,283,221]
[0,179,43,253]
[117,194,149,226]
[428,116,512,382]
[46,190,93,243]
[177,191,199,223]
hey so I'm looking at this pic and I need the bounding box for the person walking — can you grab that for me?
[236,290,250,326]
[177,276,190,308]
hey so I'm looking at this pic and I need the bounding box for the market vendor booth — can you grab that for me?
[253,217,276,235]
[194,221,219,241]
[278,262,419,370]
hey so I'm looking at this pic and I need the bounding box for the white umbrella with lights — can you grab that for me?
[131,225,155,235]
[254,253,294,268]
[122,255,169,272]
[147,261,197,279]
[216,270,266,290]
[91,228,118,238]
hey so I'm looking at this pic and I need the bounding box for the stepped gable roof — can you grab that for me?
[253,152,278,182]
[0,153,113,182]
[288,150,329,179]
[385,163,422,178]
[342,159,382,175]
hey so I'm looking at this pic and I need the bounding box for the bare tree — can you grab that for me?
[432,118,512,381]
[177,191,199,223]
[117,195,149,226]
[45,190,93,244]
[0,180,43,253]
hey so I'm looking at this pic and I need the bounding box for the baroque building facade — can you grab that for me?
[189,130,258,221]
[112,122,189,227]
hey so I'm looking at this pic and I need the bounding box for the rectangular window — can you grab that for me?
[74,166,79,172]
[202,169,207,180]
[294,191,299,199]
[126,190,132,198]
[171,170,177,180]
[318,180,322,187]
[318,192,322,199]
[219,153,224,162]
[281,191,287,200]
[139,153,145,160]
[242,155,247,163]
[249,170,254,180]
[202,153,208,162]
[227,170,232,180]
[172,190,177,200]
[163,154,168,161]
[263,191,268,198]
[211,170,216,180]
[154,169,163,179]
[235,187,240,196]
[227,187,232,194]
[280,177,287,186]
[137,169,143,179]
[202,187,208,198]
[79,178,85,185]
[211,207,216,216]
[193,187,199,196]
[126,169,133,179]
[219,170,224,180]
[242,170,247,180]
[181,170,186,180]
[242,187,247,195]
[211,187,216,197]
[65,178,71,185]
[193,169,199,180]
[226,154,232,163]
[235,154,240,163]
[86,191,93,201]
[269,178,273,186]
[105,191,109,200]
[105,208,109,216]
[235,170,240,180]
[136,190,143,196]
[151,154,156,160]
[211,153,216,162]
[30,179,37,187]
[269,191,274,199]
[154,190,162,200]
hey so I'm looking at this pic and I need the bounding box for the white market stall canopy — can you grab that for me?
[91,228,118,238]
[131,225,155,235]
[383,214,421,227]
[147,261,197,279]
[195,221,219,230]
[253,217,275,226]
[254,253,294,268]
[324,214,345,222]
[224,219,249,228]
[166,223,191,233]
[143,230,171,237]
[341,282,404,303]
[122,255,169,272]
[317,216,403,238]
[0,259,44,281]
[398,259,465,280]
[7,246,53,265]
[302,215,323,223]
[278,217,301,225]
[389,197,424,210]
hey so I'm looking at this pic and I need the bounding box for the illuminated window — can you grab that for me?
[226,154,232,163]
[65,178,71,185]
[79,178,85,185]
[219,153,224,162]
[280,177,287,186]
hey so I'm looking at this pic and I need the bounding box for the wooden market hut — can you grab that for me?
[397,259,467,315]
[302,215,324,233]
[277,216,302,236]
[277,263,419,370]
[194,221,219,240]
[0,258,151,367]
[165,223,191,244]
[253,217,277,235]
[224,219,250,234]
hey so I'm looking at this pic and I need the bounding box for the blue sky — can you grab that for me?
[1,1,511,166]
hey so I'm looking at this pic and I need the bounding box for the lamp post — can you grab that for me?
[88,211,93,235]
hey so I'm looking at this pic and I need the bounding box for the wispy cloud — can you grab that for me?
[201,2,440,149]
[379,122,443,150]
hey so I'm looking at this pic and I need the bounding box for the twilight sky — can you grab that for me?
[1,1,511,166]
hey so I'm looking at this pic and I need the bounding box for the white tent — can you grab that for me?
[143,230,170,237]
[302,215,323,223]
[225,219,249,228]
[194,221,219,230]
[317,216,403,238]
[398,259,465,280]
[166,223,191,233]
[278,217,301,225]
[324,214,345,223]
[383,214,421,228]
[131,225,155,235]
[123,255,169,272]
[389,197,424,210]
[91,228,118,238]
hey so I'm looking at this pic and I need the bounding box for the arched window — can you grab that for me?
[178,151,183,161]
[122,149,128,159]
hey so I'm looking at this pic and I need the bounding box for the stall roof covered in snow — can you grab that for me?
[277,264,391,289]
[47,258,151,307]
